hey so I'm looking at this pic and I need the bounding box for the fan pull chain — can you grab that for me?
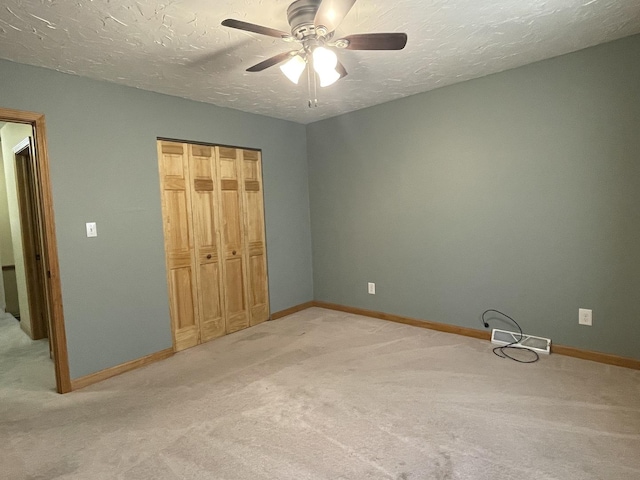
[313,70,318,107]
[307,55,318,108]
[307,63,312,108]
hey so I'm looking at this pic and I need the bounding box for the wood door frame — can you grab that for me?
[0,107,71,393]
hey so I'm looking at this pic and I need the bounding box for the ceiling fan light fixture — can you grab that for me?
[317,68,341,87]
[222,0,408,101]
[280,54,307,84]
[312,46,340,87]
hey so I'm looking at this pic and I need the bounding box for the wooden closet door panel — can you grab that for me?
[199,261,223,339]
[157,141,199,351]
[224,257,247,332]
[169,263,198,350]
[216,147,249,333]
[241,150,270,325]
[189,145,226,342]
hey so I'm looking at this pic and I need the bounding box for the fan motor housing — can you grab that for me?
[287,0,323,37]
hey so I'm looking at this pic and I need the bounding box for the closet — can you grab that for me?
[157,140,269,352]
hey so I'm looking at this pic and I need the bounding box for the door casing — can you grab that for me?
[0,107,71,393]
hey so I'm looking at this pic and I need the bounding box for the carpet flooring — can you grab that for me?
[1,307,639,479]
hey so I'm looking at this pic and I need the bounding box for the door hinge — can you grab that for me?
[47,270,51,278]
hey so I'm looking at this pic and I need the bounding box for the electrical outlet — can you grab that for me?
[368,282,375,295]
[579,308,592,326]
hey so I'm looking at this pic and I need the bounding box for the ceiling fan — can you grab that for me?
[221,0,408,106]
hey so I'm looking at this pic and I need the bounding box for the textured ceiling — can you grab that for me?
[1,0,639,124]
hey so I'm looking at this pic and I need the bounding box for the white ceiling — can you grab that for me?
[1,0,639,124]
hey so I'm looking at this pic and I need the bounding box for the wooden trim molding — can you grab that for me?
[551,344,640,370]
[313,301,491,340]
[308,301,640,370]
[0,107,72,393]
[270,301,315,320]
[71,348,174,391]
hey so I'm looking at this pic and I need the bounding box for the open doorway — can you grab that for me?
[0,109,70,393]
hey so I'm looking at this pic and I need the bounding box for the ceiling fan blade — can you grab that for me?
[314,0,357,33]
[221,19,291,39]
[246,51,297,72]
[336,60,348,79]
[339,33,408,50]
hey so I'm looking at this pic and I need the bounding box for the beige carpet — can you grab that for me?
[1,307,639,479]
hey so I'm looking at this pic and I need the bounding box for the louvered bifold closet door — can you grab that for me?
[157,141,200,351]
[241,149,270,325]
[215,147,250,333]
[188,144,226,342]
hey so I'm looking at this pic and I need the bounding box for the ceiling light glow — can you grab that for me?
[280,55,306,84]
[312,47,340,87]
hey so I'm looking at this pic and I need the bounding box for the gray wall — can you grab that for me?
[307,35,640,359]
[0,59,314,378]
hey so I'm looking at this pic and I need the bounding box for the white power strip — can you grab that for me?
[491,328,551,355]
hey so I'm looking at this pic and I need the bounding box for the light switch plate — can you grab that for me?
[86,222,97,237]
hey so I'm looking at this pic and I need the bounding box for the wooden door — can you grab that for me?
[15,147,49,341]
[216,147,250,333]
[188,144,226,342]
[241,150,270,325]
[157,141,199,351]
[21,141,56,356]
[27,149,56,356]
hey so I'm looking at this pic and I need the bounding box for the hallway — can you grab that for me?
[0,313,55,394]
